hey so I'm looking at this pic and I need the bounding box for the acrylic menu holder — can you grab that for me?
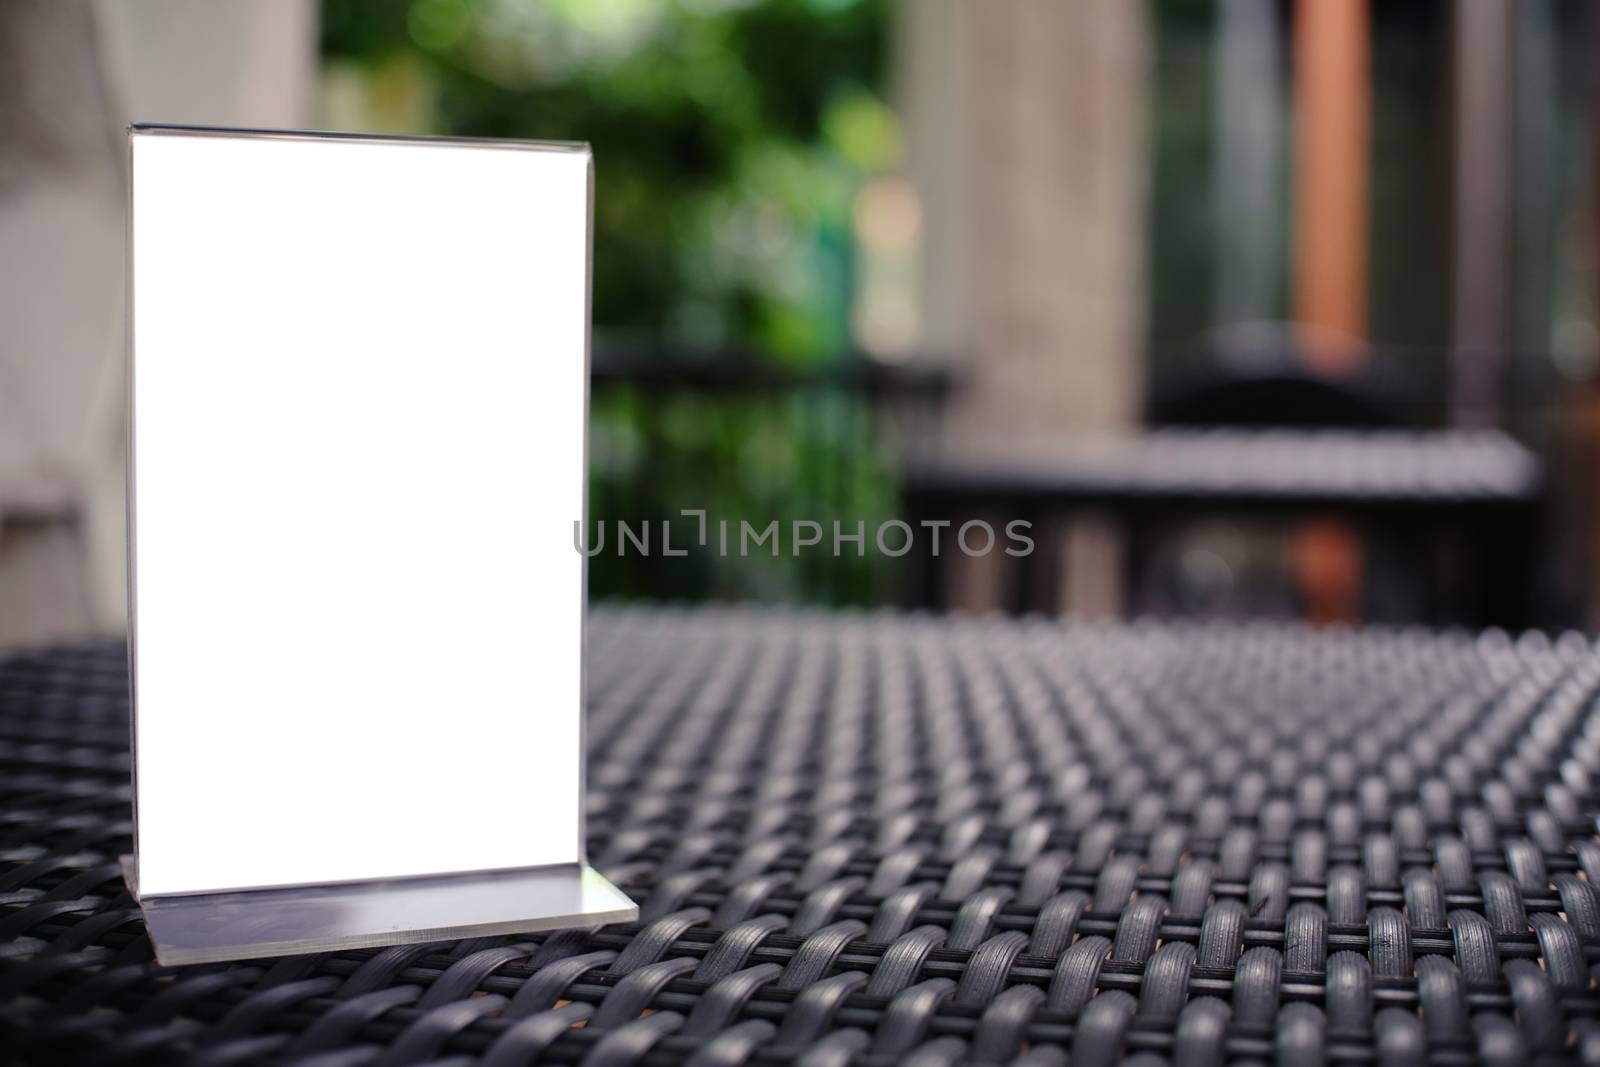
[122,125,636,965]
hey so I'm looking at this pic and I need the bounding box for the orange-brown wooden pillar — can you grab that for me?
[1291,0,1370,622]
[1293,0,1370,371]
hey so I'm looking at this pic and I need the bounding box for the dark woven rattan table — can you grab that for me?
[4,606,1600,1065]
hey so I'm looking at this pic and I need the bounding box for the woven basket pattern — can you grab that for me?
[3,606,1600,1064]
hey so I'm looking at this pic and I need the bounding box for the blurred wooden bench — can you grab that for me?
[902,429,1542,626]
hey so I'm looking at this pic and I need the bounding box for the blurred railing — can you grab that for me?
[585,351,951,606]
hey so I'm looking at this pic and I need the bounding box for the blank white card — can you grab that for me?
[130,129,591,895]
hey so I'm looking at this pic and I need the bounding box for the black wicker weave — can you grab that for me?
[4,606,1600,1065]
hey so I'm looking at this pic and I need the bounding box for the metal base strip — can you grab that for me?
[120,857,637,965]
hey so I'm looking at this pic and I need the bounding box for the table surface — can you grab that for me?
[4,606,1600,1065]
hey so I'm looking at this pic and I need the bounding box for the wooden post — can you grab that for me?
[898,0,1147,614]
[1450,0,1512,427]
[1292,0,1370,375]
[1290,0,1370,621]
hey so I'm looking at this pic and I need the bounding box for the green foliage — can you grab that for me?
[321,0,901,605]
[322,0,888,364]
[587,385,899,603]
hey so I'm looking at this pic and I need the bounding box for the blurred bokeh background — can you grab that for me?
[4,0,1600,647]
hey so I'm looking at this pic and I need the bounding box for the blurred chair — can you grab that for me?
[1148,322,1401,428]
[1151,366,1394,429]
